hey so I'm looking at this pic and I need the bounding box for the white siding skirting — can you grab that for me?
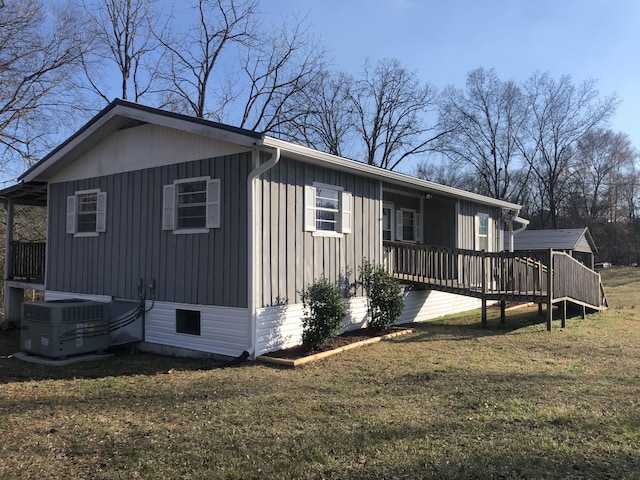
[396,288,484,324]
[255,289,486,356]
[255,297,369,356]
[144,301,249,358]
[46,289,485,358]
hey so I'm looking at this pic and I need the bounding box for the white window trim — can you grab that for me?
[305,182,352,237]
[396,208,420,243]
[382,202,395,242]
[163,176,221,234]
[475,213,491,251]
[67,188,106,238]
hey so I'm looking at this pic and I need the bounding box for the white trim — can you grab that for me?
[312,230,342,238]
[382,202,394,242]
[68,188,104,237]
[162,184,175,230]
[397,208,419,243]
[476,213,490,251]
[304,185,317,232]
[305,182,349,236]
[205,178,221,229]
[96,191,107,232]
[66,195,76,234]
[339,191,352,234]
[165,175,220,234]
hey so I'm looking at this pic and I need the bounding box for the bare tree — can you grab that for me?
[414,159,472,191]
[349,58,441,171]
[159,0,257,119]
[437,68,530,202]
[80,0,167,104]
[568,129,636,220]
[282,69,355,156]
[236,16,327,134]
[0,0,87,173]
[518,72,617,229]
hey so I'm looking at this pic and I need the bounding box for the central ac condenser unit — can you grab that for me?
[21,299,109,359]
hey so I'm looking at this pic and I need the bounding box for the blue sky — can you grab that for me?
[264,0,640,154]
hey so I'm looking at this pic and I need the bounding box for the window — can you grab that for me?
[163,177,220,233]
[176,309,201,335]
[382,204,394,241]
[477,214,489,251]
[66,189,107,236]
[304,183,352,236]
[396,208,421,243]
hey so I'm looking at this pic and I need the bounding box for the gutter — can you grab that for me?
[262,136,522,211]
[502,209,530,252]
[247,146,280,359]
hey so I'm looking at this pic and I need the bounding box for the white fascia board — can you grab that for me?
[115,105,259,147]
[22,109,125,182]
[261,136,523,211]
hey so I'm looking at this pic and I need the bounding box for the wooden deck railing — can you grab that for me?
[383,241,605,330]
[382,241,549,300]
[8,241,46,282]
[552,251,602,307]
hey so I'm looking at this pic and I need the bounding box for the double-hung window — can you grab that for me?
[476,213,490,251]
[304,183,352,236]
[66,189,107,236]
[396,208,421,243]
[163,177,221,233]
[382,204,394,241]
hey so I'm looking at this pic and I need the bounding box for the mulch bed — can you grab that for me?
[262,326,407,360]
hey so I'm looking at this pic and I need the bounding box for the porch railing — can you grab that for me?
[383,241,604,312]
[382,241,548,300]
[8,241,46,282]
[552,251,602,307]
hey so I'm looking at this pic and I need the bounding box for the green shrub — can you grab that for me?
[358,259,404,331]
[300,277,346,351]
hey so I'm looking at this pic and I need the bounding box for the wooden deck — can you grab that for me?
[383,241,607,330]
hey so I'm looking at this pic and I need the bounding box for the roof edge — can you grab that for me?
[263,136,523,211]
[20,99,263,183]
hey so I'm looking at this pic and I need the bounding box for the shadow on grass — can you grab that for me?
[395,306,597,344]
[0,329,245,384]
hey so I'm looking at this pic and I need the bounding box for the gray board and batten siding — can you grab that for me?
[47,152,252,308]
[256,156,382,308]
[458,199,503,252]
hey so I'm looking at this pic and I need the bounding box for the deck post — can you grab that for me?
[538,303,543,316]
[581,304,586,319]
[3,198,14,283]
[546,249,553,332]
[481,250,487,327]
[561,300,567,328]
[500,301,506,325]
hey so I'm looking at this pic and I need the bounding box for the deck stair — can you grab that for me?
[383,241,607,330]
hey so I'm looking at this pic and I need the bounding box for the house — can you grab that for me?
[1,100,556,359]
[507,228,598,269]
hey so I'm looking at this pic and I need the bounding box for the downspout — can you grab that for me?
[247,146,280,359]
[503,208,529,252]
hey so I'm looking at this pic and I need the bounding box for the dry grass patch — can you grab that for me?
[0,267,639,479]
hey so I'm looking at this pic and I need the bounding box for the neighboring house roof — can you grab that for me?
[5,99,526,222]
[509,228,597,254]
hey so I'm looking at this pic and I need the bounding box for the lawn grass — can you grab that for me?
[1,268,639,479]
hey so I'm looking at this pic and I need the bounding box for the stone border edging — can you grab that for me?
[256,329,413,368]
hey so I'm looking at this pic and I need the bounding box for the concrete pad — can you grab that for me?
[13,351,113,366]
